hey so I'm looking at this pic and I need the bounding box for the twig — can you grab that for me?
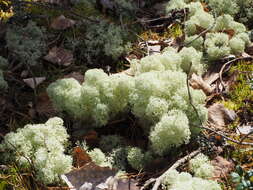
[239,130,253,144]
[197,125,253,146]
[184,12,216,47]
[141,149,201,190]
[219,56,252,91]
[135,34,150,56]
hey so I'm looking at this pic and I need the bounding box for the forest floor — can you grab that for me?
[0,0,253,190]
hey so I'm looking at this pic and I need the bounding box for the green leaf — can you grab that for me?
[231,172,241,183]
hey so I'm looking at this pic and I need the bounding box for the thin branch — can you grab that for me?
[239,130,253,144]
[196,125,253,146]
[184,12,216,47]
[219,56,252,91]
[141,149,201,190]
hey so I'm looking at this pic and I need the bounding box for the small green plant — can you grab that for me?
[231,166,253,190]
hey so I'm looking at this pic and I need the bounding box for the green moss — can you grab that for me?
[228,61,253,114]
[168,23,183,38]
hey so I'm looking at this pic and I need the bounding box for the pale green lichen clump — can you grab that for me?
[48,69,207,156]
[0,117,72,184]
[149,110,191,156]
[84,20,131,62]
[130,70,207,152]
[47,69,135,127]
[204,33,231,61]
[87,148,112,168]
[166,1,251,61]
[162,169,221,190]
[6,21,45,66]
[131,70,207,156]
[189,153,215,178]
[126,147,153,170]
[131,46,204,75]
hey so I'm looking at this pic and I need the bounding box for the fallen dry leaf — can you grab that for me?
[62,162,140,190]
[211,156,234,179]
[190,73,213,95]
[73,146,92,168]
[236,125,253,135]
[44,47,74,66]
[203,72,219,85]
[82,130,98,146]
[23,77,46,89]
[35,92,57,118]
[61,162,117,190]
[223,29,235,39]
[51,15,76,30]
[113,178,140,190]
[63,72,84,84]
[208,103,237,127]
[148,45,161,55]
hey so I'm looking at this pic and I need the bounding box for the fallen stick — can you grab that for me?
[141,149,201,190]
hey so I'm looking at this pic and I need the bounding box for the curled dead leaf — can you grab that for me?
[190,73,213,95]
[44,47,74,66]
[82,130,98,146]
[208,103,237,127]
[73,146,92,168]
[51,15,76,30]
[236,125,253,135]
